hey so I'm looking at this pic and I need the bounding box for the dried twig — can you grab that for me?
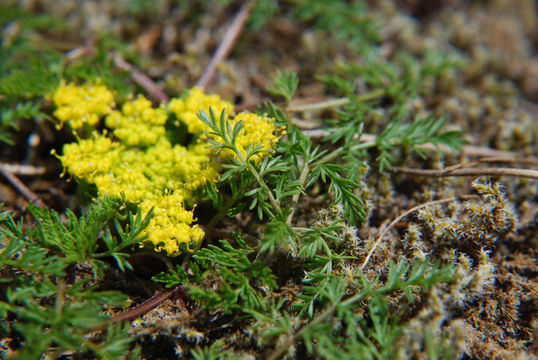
[196,2,252,91]
[476,156,538,166]
[0,162,46,176]
[0,166,46,207]
[63,45,169,103]
[287,97,351,112]
[65,42,95,63]
[392,166,538,180]
[113,54,170,103]
[111,285,188,323]
[460,145,519,159]
[287,90,384,112]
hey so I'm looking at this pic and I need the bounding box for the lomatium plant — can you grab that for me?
[38,70,468,358]
[1,62,471,358]
[2,0,535,358]
[52,82,280,255]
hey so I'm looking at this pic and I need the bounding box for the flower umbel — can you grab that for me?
[217,111,280,163]
[105,95,167,146]
[168,87,233,134]
[54,83,279,255]
[53,80,115,129]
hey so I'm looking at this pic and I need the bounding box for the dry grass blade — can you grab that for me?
[0,166,46,207]
[392,166,538,180]
[196,2,252,90]
[113,54,170,103]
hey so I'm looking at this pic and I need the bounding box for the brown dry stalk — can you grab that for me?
[110,285,187,323]
[0,166,46,207]
[196,2,252,90]
[0,162,46,176]
[113,54,170,103]
[286,90,385,112]
[476,156,538,166]
[392,166,538,180]
[287,97,352,112]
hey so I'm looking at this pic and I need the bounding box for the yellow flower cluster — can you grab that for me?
[53,81,115,129]
[53,82,279,255]
[105,95,167,147]
[168,87,233,134]
[58,132,121,180]
[169,87,281,163]
[219,112,281,163]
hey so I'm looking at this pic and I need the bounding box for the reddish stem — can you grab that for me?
[111,285,188,323]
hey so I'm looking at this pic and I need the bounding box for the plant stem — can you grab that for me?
[287,89,385,112]
[285,139,378,226]
[287,97,351,112]
[286,161,310,225]
[312,140,377,168]
[247,162,282,215]
[267,287,369,360]
[205,195,238,241]
[205,176,254,241]
[356,88,385,102]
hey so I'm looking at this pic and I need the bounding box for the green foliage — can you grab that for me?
[0,5,64,99]
[0,102,48,145]
[248,0,279,30]
[179,89,465,356]
[0,5,63,143]
[198,107,292,221]
[261,219,298,254]
[191,339,246,360]
[0,4,64,29]
[155,236,277,313]
[375,113,466,170]
[0,54,63,99]
[1,1,478,357]
[0,3,135,145]
[153,262,202,287]
[0,197,149,358]
[199,103,369,228]
[3,197,152,274]
[63,39,136,98]
[292,0,378,54]
[266,70,299,104]
[126,0,168,16]
[165,94,463,356]
[318,50,468,171]
[247,261,457,359]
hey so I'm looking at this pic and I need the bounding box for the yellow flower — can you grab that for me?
[168,87,234,134]
[54,82,280,255]
[105,95,167,147]
[56,132,122,182]
[53,80,115,129]
[138,193,205,254]
[209,112,280,163]
[229,112,279,162]
[170,88,280,163]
